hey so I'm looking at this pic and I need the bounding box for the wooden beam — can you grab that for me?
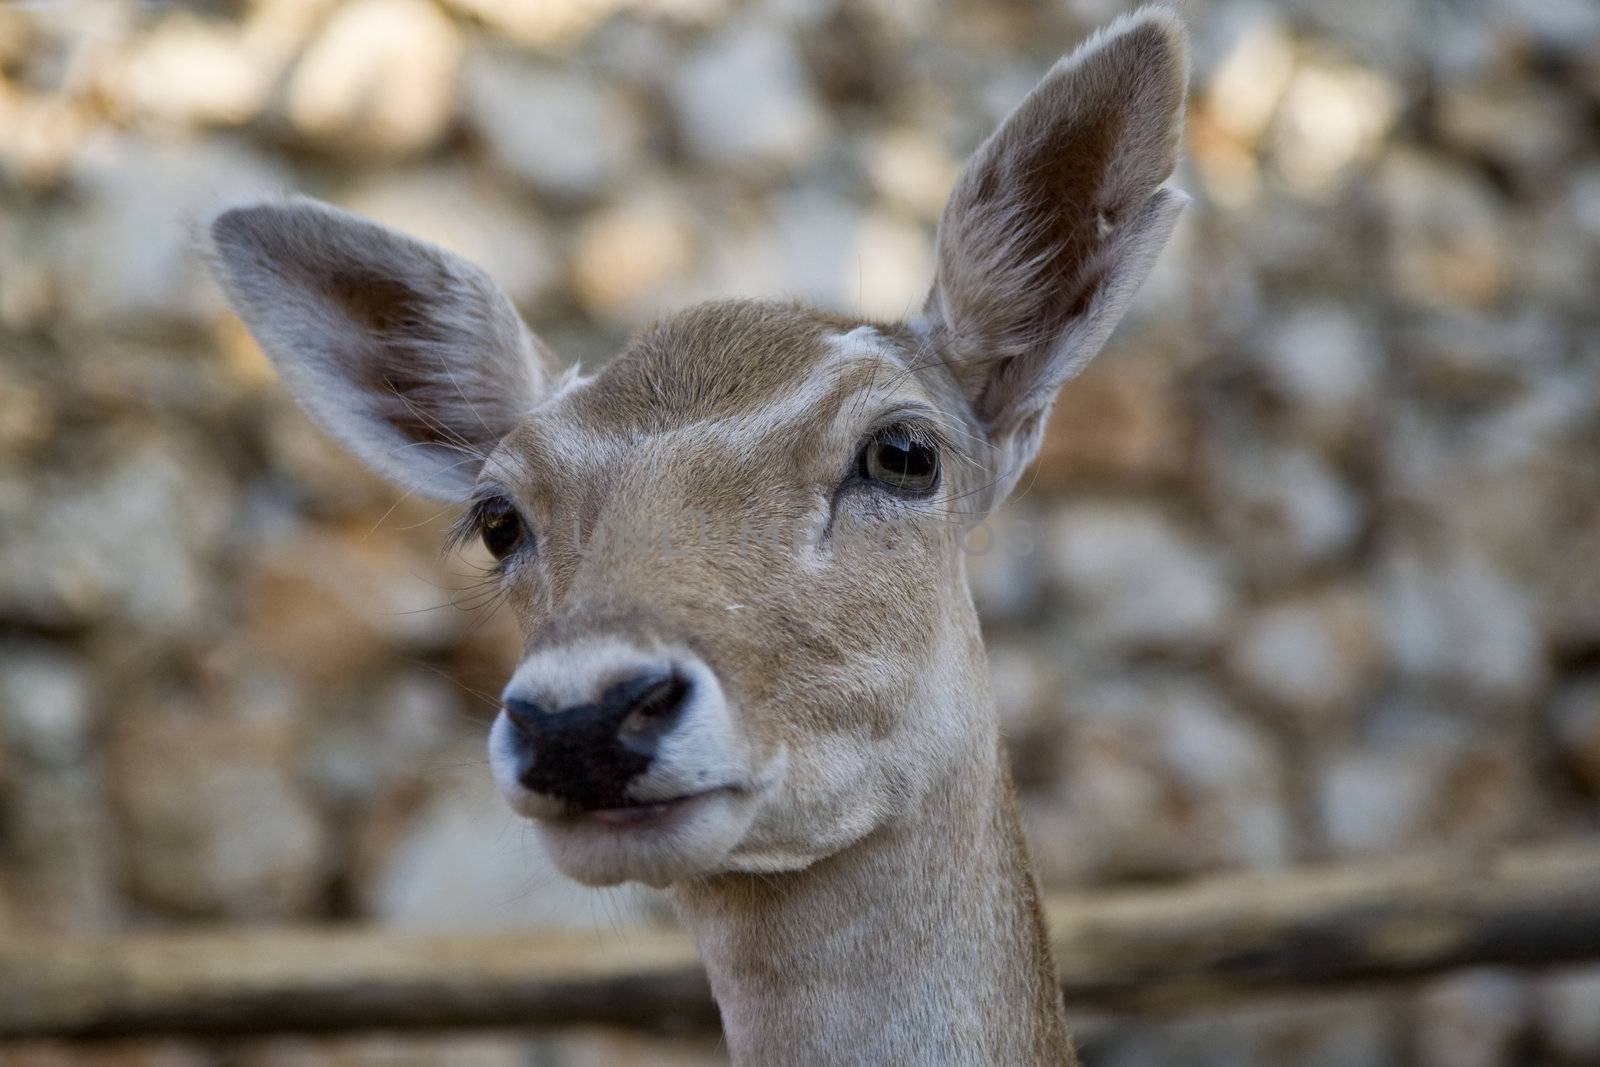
[3,843,1598,1040]
[1046,841,1600,1011]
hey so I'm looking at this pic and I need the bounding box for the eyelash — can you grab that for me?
[847,420,946,488]
[447,494,530,564]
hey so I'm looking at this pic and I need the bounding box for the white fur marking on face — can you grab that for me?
[626,655,749,804]
[701,325,908,444]
[502,636,670,713]
[488,712,541,817]
[827,324,891,361]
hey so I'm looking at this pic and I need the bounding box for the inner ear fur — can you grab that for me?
[928,6,1189,440]
[207,198,555,502]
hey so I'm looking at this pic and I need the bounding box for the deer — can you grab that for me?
[206,7,1187,1063]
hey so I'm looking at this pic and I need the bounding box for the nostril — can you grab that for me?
[503,696,548,736]
[616,672,692,753]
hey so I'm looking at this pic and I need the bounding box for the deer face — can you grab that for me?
[472,306,983,885]
[208,9,1187,888]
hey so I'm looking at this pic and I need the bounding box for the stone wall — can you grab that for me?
[1,0,1598,1063]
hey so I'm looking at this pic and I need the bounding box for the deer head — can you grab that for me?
[208,8,1187,890]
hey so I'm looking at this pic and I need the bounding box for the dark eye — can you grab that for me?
[860,428,940,495]
[478,496,525,560]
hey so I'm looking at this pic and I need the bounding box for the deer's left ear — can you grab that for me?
[926,6,1189,508]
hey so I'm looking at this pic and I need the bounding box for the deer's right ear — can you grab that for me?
[207,198,555,503]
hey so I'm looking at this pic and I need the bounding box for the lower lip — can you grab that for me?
[574,790,727,828]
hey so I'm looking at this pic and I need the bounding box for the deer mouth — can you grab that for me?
[568,786,744,829]
[520,752,789,887]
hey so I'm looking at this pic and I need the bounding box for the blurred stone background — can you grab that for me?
[1,0,1598,1062]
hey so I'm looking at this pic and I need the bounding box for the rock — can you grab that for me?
[865,126,961,221]
[0,757,120,933]
[682,183,912,314]
[965,502,1048,626]
[1534,964,1600,1062]
[1569,166,1600,242]
[1519,212,1600,317]
[440,0,641,50]
[1045,501,1236,652]
[1377,538,1547,705]
[1381,371,1595,579]
[0,5,32,69]
[0,642,92,768]
[0,360,57,454]
[1225,584,1382,734]
[988,643,1053,736]
[1036,673,1290,882]
[1270,59,1400,196]
[1317,744,1439,857]
[587,16,681,94]
[257,397,400,517]
[1209,441,1363,585]
[356,743,660,930]
[987,641,1073,789]
[702,178,898,316]
[464,50,644,201]
[850,208,935,322]
[105,13,276,128]
[1091,988,1400,1067]
[1279,0,1425,78]
[0,644,118,932]
[0,84,100,191]
[284,0,460,157]
[1252,303,1382,444]
[237,0,343,68]
[0,214,59,331]
[339,164,562,309]
[1495,0,1600,52]
[571,181,701,323]
[1316,701,1535,858]
[763,186,921,315]
[670,19,826,173]
[1436,78,1578,187]
[237,521,472,688]
[1227,194,1359,291]
[1414,970,1529,1067]
[52,137,288,330]
[1548,511,1600,658]
[1198,10,1296,146]
[302,670,459,808]
[110,697,327,918]
[0,432,233,635]
[1377,150,1509,311]
[1032,346,1189,487]
[1394,310,1562,399]
[1549,675,1600,796]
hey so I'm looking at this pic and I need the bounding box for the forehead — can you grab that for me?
[564,300,924,433]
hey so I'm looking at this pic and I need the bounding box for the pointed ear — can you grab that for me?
[927,6,1189,507]
[208,198,556,503]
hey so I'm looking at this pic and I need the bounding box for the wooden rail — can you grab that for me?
[3,842,1598,1039]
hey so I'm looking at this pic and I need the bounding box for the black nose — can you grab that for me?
[503,670,692,809]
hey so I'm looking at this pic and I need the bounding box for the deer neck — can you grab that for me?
[669,674,1075,1066]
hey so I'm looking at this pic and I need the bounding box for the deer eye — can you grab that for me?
[478,496,526,560]
[860,428,940,496]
